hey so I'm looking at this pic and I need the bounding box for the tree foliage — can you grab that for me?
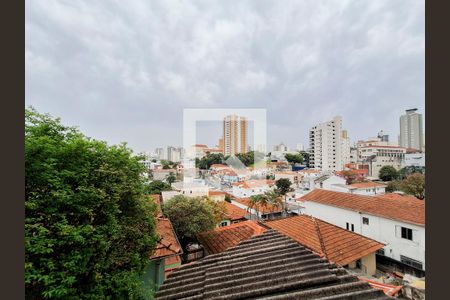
[400,173,425,199]
[379,166,399,181]
[195,153,225,170]
[25,108,158,299]
[144,180,172,195]
[162,195,223,245]
[275,178,293,196]
[284,153,304,164]
[165,172,177,184]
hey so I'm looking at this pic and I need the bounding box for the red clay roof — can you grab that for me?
[348,182,386,189]
[265,215,385,266]
[208,190,227,196]
[376,193,420,201]
[196,220,266,254]
[301,189,425,226]
[223,201,248,221]
[151,217,183,259]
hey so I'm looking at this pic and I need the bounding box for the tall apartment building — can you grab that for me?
[309,116,347,171]
[223,115,248,156]
[399,108,424,152]
[218,137,224,153]
[154,148,165,160]
[167,146,183,162]
[341,130,351,167]
[273,142,288,152]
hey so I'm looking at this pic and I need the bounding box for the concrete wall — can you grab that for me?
[303,201,425,271]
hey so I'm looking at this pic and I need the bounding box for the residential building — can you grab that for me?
[231,179,275,198]
[301,189,425,276]
[328,181,387,196]
[296,143,305,151]
[143,197,183,291]
[218,137,224,153]
[155,230,389,299]
[399,108,424,152]
[405,152,425,167]
[358,145,406,179]
[378,130,389,142]
[349,147,358,163]
[274,171,299,186]
[207,190,227,202]
[309,116,347,171]
[218,201,249,226]
[154,147,165,160]
[265,215,385,275]
[152,169,177,181]
[223,114,248,156]
[341,130,351,167]
[231,197,284,220]
[167,146,183,162]
[273,142,288,152]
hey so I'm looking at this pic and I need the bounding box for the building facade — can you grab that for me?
[399,108,424,152]
[309,116,347,171]
[223,115,248,156]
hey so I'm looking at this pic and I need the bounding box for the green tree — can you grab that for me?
[264,190,282,219]
[144,180,172,195]
[386,180,402,193]
[25,108,157,299]
[400,173,425,199]
[284,153,304,164]
[379,165,399,181]
[275,178,293,213]
[165,172,177,184]
[162,196,219,246]
[249,194,267,221]
[195,153,225,170]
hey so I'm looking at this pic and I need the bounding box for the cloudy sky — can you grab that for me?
[26,0,424,152]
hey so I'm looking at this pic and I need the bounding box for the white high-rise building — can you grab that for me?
[167,146,183,162]
[340,130,351,167]
[309,116,347,172]
[399,109,424,152]
[273,142,288,152]
[296,143,305,151]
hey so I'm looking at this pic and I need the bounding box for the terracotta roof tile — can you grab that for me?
[151,218,183,259]
[222,201,248,221]
[301,189,425,226]
[196,221,266,254]
[265,215,385,266]
[156,230,390,300]
[348,182,387,188]
[232,179,275,188]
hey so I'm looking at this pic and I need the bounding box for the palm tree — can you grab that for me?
[249,194,266,221]
[264,190,282,220]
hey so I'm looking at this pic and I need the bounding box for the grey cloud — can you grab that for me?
[26,0,424,151]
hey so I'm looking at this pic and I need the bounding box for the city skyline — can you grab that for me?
[26,0,424,153]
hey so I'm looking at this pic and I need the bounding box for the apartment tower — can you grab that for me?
[309,116,347,171]
[399,108,424,152]
[223,115,248,156]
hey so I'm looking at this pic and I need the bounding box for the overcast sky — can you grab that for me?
[26,0,424,152]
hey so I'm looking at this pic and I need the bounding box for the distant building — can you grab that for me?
[223,115,248,156]
[231,180,276,198]
[378,130,389,142]
[273,142,288,152]
[167,146,183,162]
[405,152,425,167]
[218,137,224,153]
[154,147,165,160]
[341,130,351,167]
[358,145,406,179]
[296,143,305,151]
[309,116,347,171]
[399,108,424,152]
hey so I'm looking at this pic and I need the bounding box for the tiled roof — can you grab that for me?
[348,182,387,189]
[156,230,390,300]
[232,179,275,188]
[196,220,266,255]
[265,215,385,266]
[210,164,229,169]
[301,189,425,226]
[208,190,227,196]
[151,218,183,260]
[223,201,248,221]
[233,198,283,214]
[376,193,420,201]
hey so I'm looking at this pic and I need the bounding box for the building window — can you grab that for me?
[346,222,349,230]
[400,255,423,270]
[351,224,354,232]
[363,217,369,225]
[401,227,413,240]
[220,221,228,227]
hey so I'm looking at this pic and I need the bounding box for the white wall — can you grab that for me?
[303,201,425,271]
[231,185,273,198]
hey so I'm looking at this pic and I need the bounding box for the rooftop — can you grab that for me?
[232,179,275,189]
[233,197,283,214]
[301,189,425,226]
[196,220,266,255]
[156,230,390,299]
[151,217,183,260]
[265,215,385,266]
[348,182,387,189]
[222,201,248,221]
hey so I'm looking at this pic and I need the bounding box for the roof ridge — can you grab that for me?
[312,216,328,261]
